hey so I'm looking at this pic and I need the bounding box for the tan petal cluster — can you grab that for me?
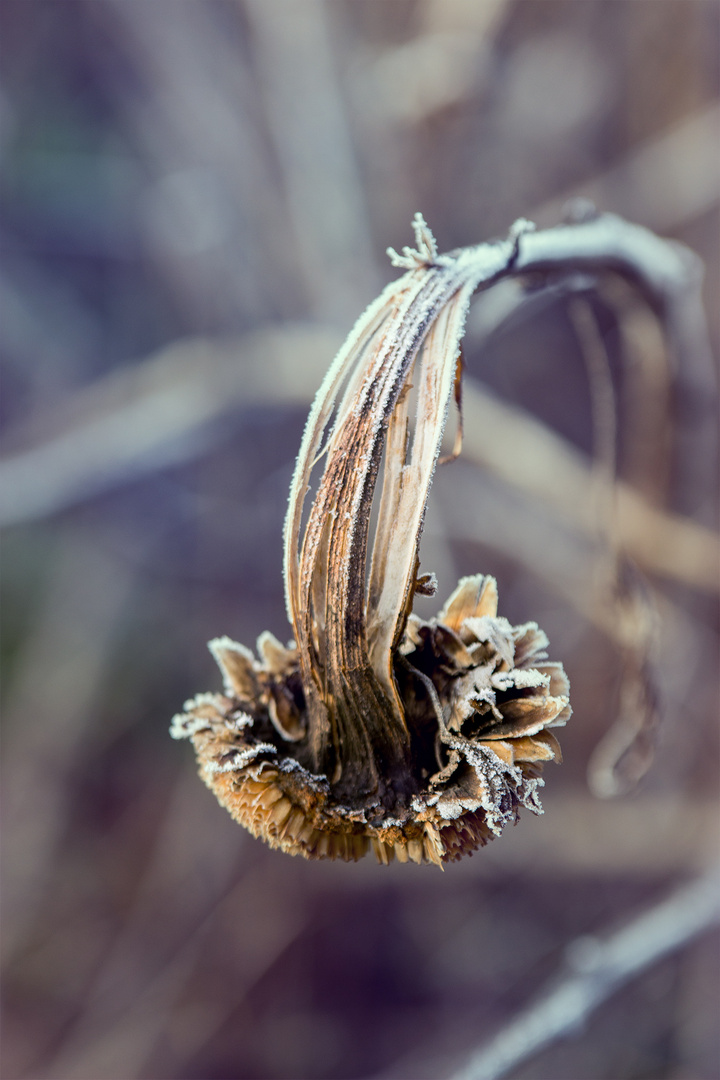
[171,573,569,865]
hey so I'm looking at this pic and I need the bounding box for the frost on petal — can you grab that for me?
[174,573,569,864]
[209,637,258,700]
[437,574,498,630]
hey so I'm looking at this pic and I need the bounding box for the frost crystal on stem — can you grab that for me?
[386,211,439,269]
[171,215,571,865]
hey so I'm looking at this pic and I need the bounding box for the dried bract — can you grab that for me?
[172,214,571,864]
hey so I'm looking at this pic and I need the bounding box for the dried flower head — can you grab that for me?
[172,214,571,865]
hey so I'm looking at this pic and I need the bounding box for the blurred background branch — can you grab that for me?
[446,869,720,1080]
[1,2,718,1079]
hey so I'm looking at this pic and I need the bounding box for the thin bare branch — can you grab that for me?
[2,336,716,594]
[460,377,720,593]
[533,102,720,234]
[448,870,720,1080]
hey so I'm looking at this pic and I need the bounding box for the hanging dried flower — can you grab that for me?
[171,214,571,865]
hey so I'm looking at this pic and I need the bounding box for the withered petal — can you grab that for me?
[497,693,569,728]
[437,574,498,631]
[482,739,516,765]
[548,703,573,728]
[513,622,550,666]
[534,661,571,700]
[433,767,487,819]
[268,684,306,742]
[498,730,563,764]
[462,615,515,669]
[208,637,258,701]
[257,630,297,676]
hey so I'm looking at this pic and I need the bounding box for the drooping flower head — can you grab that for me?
[171,214,571,865]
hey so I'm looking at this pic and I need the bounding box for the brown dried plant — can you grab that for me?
[171,214,572,865]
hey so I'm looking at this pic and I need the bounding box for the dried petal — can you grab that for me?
[438,574,499,630]
[208,637,258,701]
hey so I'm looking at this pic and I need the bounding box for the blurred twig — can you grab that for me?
[446,870,720,1080]
[2,334,716,591]
[1,528,137,957]
[533,103,720,234]
[94,0,299,324]
[517,210,718,522]
[244,0,379,320]
[467,796,720,876]
[0,326,342,527]
[566,297,661,796]
[351,0,509,126]
[460,378,719,593]
[39,848,308,1080]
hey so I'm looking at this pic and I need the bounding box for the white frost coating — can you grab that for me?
[460,741,544,836]
[487,671,515,693]
[275,756,331,787]
[170,699,254,741]
[414,736,548,835]
[170,711,212,739]
[463,614,514,642]
[386,212,439,269]
[205,742,277,773]
[441,234,518,277]
[224,712,254,732]
[209,634,253,657]
[425,791,475,821]
[208,635,257,696]
[504,668,549,689]
[419,572,438,594]
[513,620,548,644]
[283,279,398,626]
[182,691,223,712]
[509,217,537,241]
[463,617,517,672]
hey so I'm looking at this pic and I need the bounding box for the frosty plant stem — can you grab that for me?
[284,215,534,804]
[171,209,702,865]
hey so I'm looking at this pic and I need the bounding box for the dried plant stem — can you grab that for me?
[568,296,618,542]
[566,297,660,795]
[447,870,720,1080]
[284,220,523,799]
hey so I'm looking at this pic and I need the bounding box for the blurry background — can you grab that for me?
[1,2,718,1078]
